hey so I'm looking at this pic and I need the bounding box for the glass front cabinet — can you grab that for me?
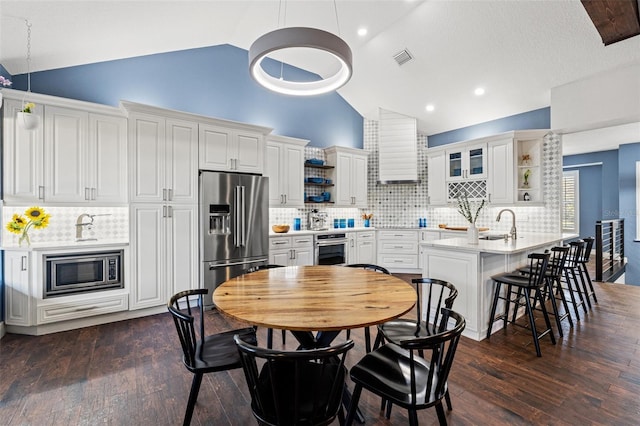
[445,143,487,181]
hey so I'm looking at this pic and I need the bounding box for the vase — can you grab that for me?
[364,219,371,228]
[18,231,31,247]
[16,112,39,130]
[467,223,478,244]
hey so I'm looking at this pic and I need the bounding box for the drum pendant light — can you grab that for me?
[248,1,352,96]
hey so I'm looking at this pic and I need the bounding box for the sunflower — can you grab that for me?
[26,206,46,220]
[32,214,51,229]
[6,214,27,234]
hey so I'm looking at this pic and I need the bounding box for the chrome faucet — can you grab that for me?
[75,214,95,240]
[496,209,517,240]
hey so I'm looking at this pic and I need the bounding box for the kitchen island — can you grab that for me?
[420,232,577,341]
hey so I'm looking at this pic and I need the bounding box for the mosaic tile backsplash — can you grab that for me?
[270,122,562,234]
[2,206,129,246]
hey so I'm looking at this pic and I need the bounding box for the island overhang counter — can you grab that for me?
[419,232,577,341]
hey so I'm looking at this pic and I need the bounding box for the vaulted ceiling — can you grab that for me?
[1,1,640,140]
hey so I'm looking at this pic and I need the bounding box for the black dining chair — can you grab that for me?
[254,264,287,349]
[168,288,257,426]
[345,263,391,353]
[345,308,466,426]
[235,334,354,426]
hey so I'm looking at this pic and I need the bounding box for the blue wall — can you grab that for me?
[427,107,550,147]
[8,44,363,148]
[618,143,640,285]
[563,150,619,237]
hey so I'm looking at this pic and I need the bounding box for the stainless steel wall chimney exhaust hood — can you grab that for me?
[377,108,420,185]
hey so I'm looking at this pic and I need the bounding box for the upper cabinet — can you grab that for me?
[2,92,127,205]
[199,123,268,174]
[445,143,487,181]
[325,146,368,208]
[265,135,308,208]
[128,112,198,204]
[427,130,547,206]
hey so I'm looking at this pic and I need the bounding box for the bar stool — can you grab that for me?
[562,240,589,320]
[487,252,555,357]
[577,236,598,305]
[518,245,573,337]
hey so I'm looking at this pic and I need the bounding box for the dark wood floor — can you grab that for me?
[1,276,639,425]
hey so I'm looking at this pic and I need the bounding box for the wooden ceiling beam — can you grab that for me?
[581,0,640,45]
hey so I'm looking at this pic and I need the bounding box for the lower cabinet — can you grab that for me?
[4,251,32,326]
[377,229,420,272]
[129,203,198,309]
[268,234,314,266]
[348,231,376,264]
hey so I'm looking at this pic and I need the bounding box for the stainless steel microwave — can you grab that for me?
[44,250,124,298]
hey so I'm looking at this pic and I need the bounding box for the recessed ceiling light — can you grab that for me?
[474,87,485,96]
[357,27,368,37]
[426,104,435,112]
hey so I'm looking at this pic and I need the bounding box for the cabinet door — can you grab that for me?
[467,144,487,179]
[4,251,32,326]
[2,99,44,202]
[166,119,198,203]
[351,154,368,207]
[356,233,376,264]
[265,142,284,206]
[292,247,314,266]
[487,138,514,204]
[130,113,166,202]
[235,131,264,174]
[89,113,128,203]
[446,143,487,181]
[199,124,234,171]
[270,249,292,266]
[130,204,166,309]
[282,143,305,207]
[44,105,88,202]
[347,233,357,264]
[334,152,353,205]
[427,151,447,205]
[167,205,199,294]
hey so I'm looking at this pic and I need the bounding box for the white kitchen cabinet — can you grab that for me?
[199,123,266,174]
[4,250,32,326]
[3,97,126,204]
[2,99,45,203]
[445,143,487,181]
[377,229,419,272]
[325,146,368,208]
[129,203,198,309]
[487,137,514,204]
[265,135,308,207]
[268,235,314,266]
[356,231,376,264]
[129,112,198,204]
[427,150,447,206]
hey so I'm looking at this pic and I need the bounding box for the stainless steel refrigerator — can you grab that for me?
[200,170,269,307]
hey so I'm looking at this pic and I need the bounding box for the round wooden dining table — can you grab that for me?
[212,265,417,349]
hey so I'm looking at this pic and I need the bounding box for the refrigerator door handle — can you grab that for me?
[208,258,268,269]
[234,186,240,247]
[240,185,246,247]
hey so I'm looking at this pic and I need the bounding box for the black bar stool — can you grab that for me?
[487,252,555,357]
[518,245,573,337]
[562,240,589,320]
[577,236,598,305]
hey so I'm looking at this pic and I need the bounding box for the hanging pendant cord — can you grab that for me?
[25,19,32,93]
[333,0,342,36]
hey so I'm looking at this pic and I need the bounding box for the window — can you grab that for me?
[562,170,579,233]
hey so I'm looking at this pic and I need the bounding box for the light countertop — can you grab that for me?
[269,227,374,237]
[420,232,578,255]
[1,239,129,252]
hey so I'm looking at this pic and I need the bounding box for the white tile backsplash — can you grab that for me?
[2,205,129,246]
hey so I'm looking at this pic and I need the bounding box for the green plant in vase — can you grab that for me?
[523,169,531,188]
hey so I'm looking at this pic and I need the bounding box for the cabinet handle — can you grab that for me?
[280,194,284,204]
[167,205,173,218]
[21,256,27,271]
[162,189,167,201]
[284,194,287,204]
[92,188,97,200]
[273,241,287,245]
[85,187,90,200]
[488,193,492,203]
[168,188,173,201]
[163,205,167,218]
[351,240,355,247]
[291,249,296,260]
[38,186,45,200]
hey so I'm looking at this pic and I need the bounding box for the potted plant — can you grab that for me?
[0,75,12,107]
[456,191,486,244]
[17,102,39,130]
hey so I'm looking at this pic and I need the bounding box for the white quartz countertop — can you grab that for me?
[269,227,374,237]
[420,232,578,254]
[1,239,129,252]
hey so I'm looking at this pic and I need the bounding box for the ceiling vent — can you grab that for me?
[392,49,413,66]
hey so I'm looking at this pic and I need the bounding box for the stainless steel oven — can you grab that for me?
[44,250,124,298]
[314,233,348,265]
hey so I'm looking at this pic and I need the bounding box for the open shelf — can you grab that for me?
[304,163,334,169]
[304,182,334,187]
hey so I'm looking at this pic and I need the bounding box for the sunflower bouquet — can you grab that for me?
[6,206,51,246]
